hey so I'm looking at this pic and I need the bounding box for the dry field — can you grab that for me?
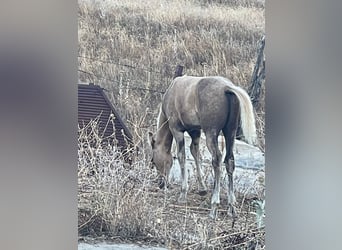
[78,124,265,249]
[78,0,265,249]
[78,0,265,149]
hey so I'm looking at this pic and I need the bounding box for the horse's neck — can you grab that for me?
[156,110,173,152]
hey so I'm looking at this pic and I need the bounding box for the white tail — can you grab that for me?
[221,78,257,145]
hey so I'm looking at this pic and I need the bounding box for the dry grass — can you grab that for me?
[78,121,265,249]
[78,0,265,149]
[78,0,265,248]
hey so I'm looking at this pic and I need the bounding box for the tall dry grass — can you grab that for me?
[78,0,265,149]
[78,120,265,248]
[78,120,156,238]
[78,0,265,247]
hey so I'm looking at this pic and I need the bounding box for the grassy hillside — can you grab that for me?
[78,0,265,148]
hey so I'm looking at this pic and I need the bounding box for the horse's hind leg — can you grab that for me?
[223,134,237,218]
[205,131,222,219]
[171,129,188,203]
[223,95,240,218]
[189,130,207,196]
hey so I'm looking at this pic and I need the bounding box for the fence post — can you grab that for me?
[248,36,265,110]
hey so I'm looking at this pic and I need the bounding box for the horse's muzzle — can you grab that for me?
[158,176,168,189]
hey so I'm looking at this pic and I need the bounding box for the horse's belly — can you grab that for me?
[180,111,201,129]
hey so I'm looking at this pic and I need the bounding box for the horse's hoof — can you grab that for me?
[198,190,208,196]
[209,211,217,220]
[227,207,238,219]
[177,194,187,204]
[177,198,187,204]
[209,206,218,220]
[229,212,238,220]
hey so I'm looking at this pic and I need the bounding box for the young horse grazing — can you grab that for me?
[149,75,256,219]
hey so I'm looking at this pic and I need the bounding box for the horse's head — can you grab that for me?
[148,132,173,189]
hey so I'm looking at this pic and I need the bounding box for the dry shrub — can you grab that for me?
[78,120,156,238]
[78,119,265,249]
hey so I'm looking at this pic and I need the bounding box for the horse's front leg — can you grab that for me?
[189,130,207,196]
[173,131,188,203]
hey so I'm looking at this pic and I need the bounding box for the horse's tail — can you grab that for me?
[224,81,257,145]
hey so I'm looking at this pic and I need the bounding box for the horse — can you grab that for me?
[148,75,256,219]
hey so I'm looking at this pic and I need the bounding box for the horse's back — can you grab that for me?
[164,76,233,132]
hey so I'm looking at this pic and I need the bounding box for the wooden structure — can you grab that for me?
[78,82,133,151]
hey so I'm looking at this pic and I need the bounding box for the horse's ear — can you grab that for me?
[148,131,155,148]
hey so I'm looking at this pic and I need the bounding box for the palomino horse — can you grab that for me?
[149,75,256,218]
